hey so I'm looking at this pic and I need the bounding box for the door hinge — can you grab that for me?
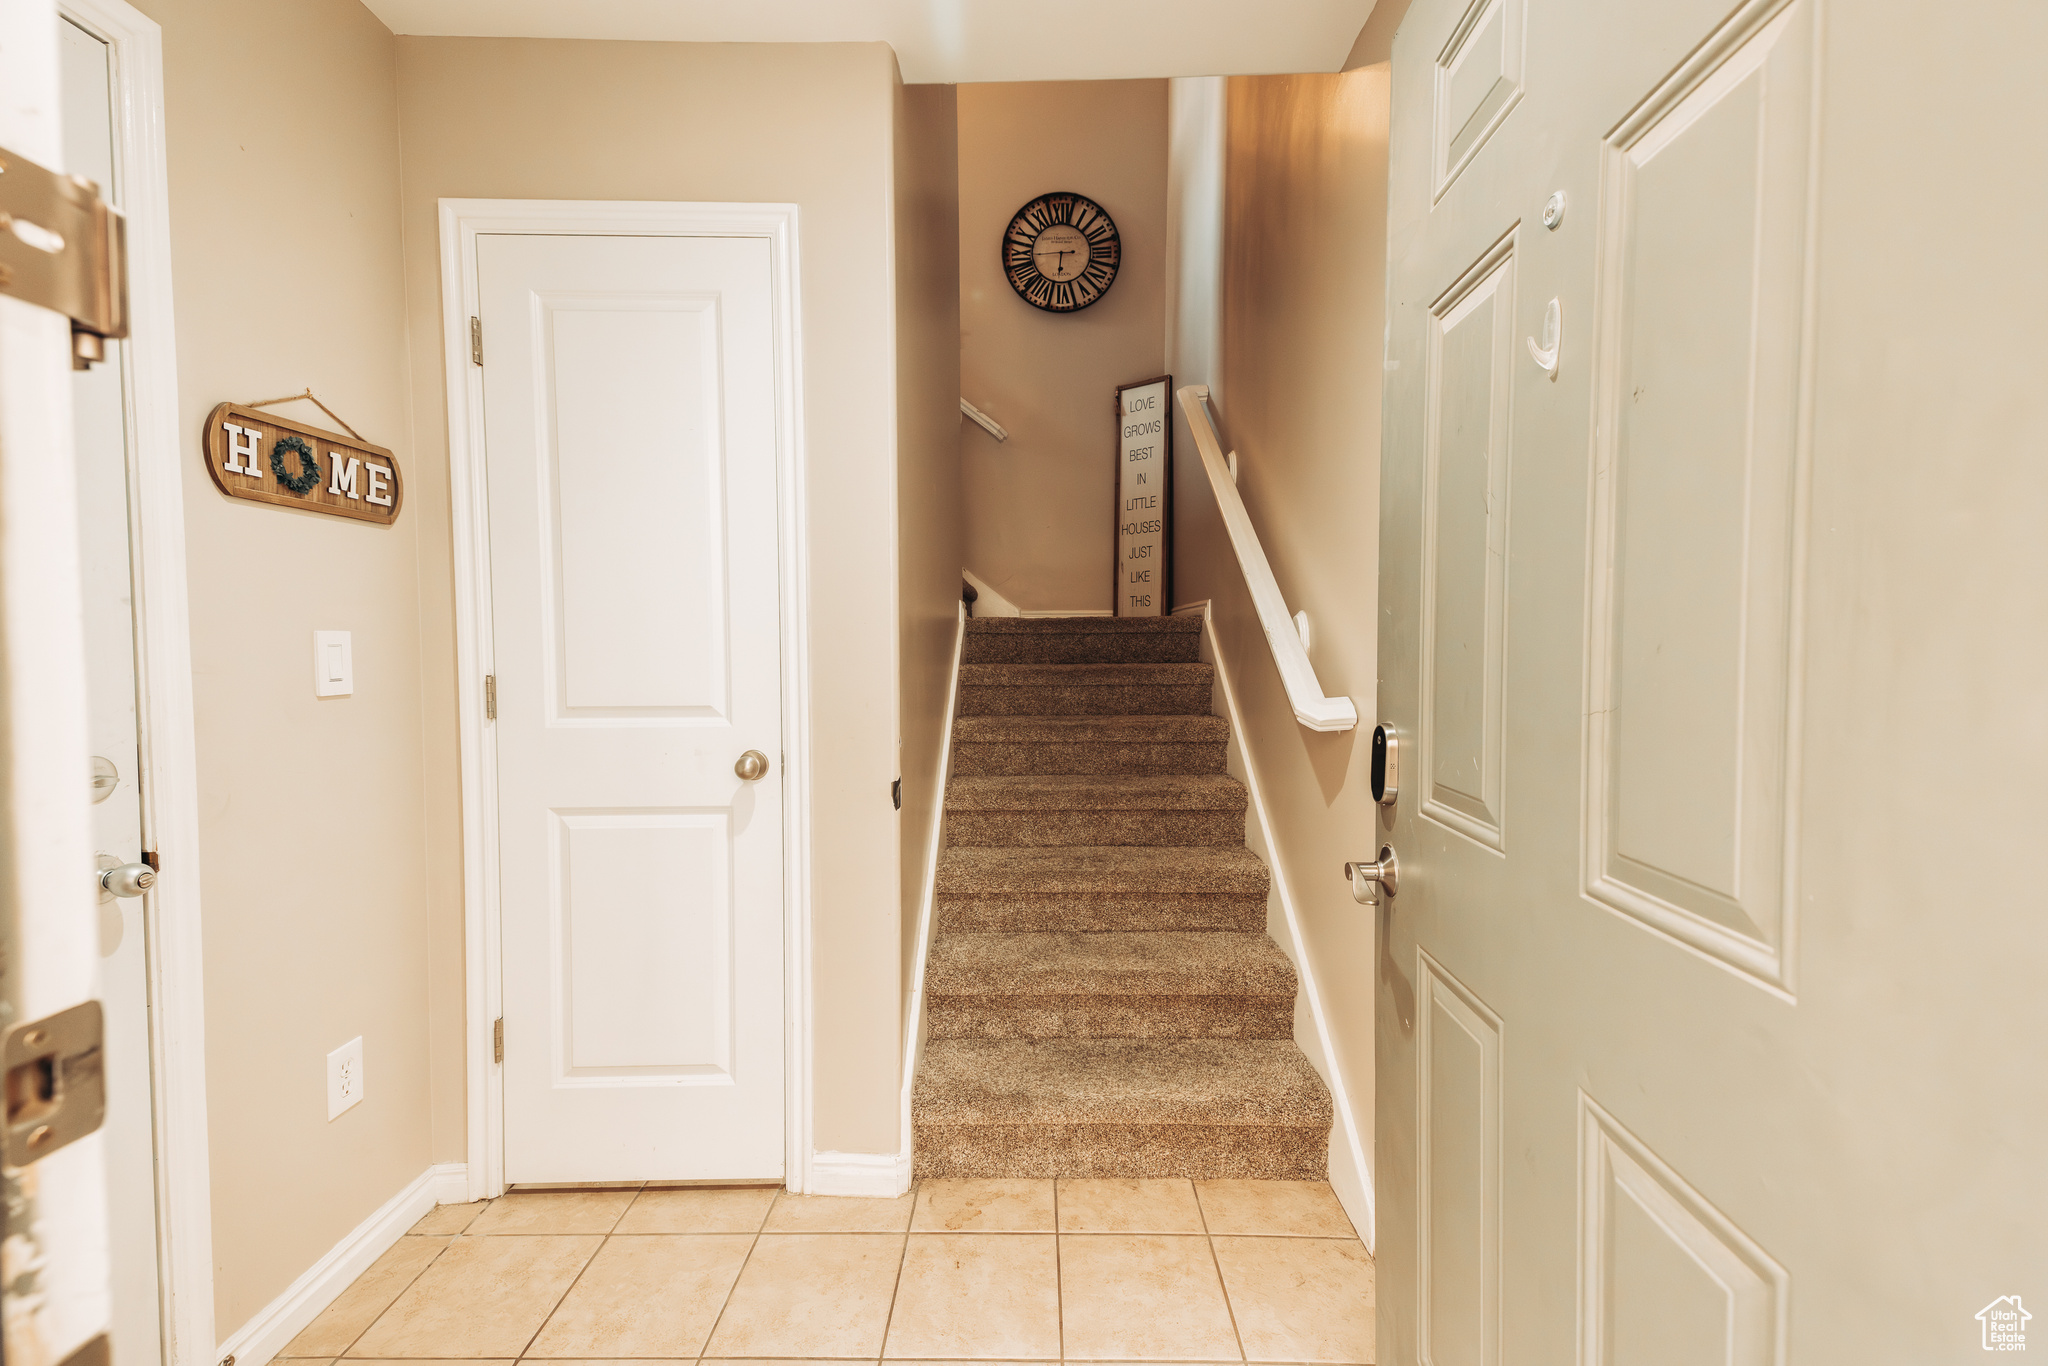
[484,673,497,720]
[470,316,483,366]
[492,1017,504,1064]
[4,1001,106,1166]
[0,144,128,369]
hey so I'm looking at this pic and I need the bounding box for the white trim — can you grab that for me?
[1021,608,1113,618]
[214,1163,466,1366]
[59,3,217,1361]
[1186,600,1376,1248]
[808,1149,915,1198]
[437,199,811,1199]
[894,602,967,1189]
[960,567,1018,617]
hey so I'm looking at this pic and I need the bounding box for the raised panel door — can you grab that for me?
[1378,0,2048,1358]
[482,233,785,1182]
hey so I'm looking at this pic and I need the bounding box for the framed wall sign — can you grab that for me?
[203,401,402,525]
[1114,375,1172,617]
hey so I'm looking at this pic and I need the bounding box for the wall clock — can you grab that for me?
[1002,191,1121,313]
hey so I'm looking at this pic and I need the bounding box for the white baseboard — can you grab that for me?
[427,1163,470,1206]
[1021,608,1113,618]
[809,1150,913,1198]
[1197,605,1377,1251]
[216,1162,467,1366]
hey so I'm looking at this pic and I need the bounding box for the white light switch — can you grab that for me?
[314,630,354,697]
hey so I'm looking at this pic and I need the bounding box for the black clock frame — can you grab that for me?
[1002,191,1122,313]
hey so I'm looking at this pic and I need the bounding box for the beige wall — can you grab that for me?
[132,0,430,1331]
[893,82,964,1009]
[393,37,910,1157]
[957,81,1168,613]
[1173,69,1391,1218]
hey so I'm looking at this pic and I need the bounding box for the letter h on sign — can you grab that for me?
[222,421,263,478]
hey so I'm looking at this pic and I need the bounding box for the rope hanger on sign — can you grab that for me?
[240,388,367,443]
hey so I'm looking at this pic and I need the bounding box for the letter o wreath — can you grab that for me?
[270,435,322,495]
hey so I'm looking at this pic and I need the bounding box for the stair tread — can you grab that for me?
[953,714,1228,743]
[960,662,1212,685]
[913,1039,1332,1126]
[947,774,1245,811]
[967,616,1201,634]
[928,931,1295,997]
[936,845,1269,896]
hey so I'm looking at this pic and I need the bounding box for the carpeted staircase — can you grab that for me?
[911,615,1333,1179]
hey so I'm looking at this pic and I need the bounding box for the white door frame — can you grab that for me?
[438,199,814,1199]
[55,1,216,1362]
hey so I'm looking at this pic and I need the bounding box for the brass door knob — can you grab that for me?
[734,750,770,781]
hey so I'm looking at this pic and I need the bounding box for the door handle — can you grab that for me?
[1526,297,1561,378]
[734,750,770,781]
[1344,846,1398,906]
[96,859,154,900]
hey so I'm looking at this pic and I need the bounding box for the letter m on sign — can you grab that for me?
[328,455,361,498]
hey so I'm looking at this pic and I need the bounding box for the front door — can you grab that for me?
[479,232,787,1184]
[1378,0,2048,1359]
[64,17,164,1366]
[1,0,118,1360]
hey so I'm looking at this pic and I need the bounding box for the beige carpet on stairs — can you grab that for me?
[911,615,1333,1179]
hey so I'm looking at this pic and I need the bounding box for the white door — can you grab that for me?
[0,0,116,1360]
[61,17,163,1366]
[479,232,787,1184]
[1378,0,2048,1360]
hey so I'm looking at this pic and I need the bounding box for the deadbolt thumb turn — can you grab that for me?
[1345,846,1398,906]
[96,853,154,900]
[734,750,770,781]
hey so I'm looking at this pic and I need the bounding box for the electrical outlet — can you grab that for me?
[327,1036,365,1119]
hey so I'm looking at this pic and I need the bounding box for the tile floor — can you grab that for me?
[275,1179,1374,1366]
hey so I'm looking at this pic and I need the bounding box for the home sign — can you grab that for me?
[202,403,402,525]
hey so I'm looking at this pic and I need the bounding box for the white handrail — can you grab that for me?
[1176,385,1358,733]
[960,397,1009,442]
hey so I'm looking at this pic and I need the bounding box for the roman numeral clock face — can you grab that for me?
[1003,192,1121,313]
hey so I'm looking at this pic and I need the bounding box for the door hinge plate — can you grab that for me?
[492,1017,504,1064]
[0,144,129,368]
[4,1000,106,1166]
[470,315,483,366]
[484,673,497,720]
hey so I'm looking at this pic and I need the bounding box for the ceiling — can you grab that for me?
[357,0,1376,84]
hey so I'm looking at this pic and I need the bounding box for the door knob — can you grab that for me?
[734,750,770,781]
[98,860,155,899]
[1344,846,1398,906]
